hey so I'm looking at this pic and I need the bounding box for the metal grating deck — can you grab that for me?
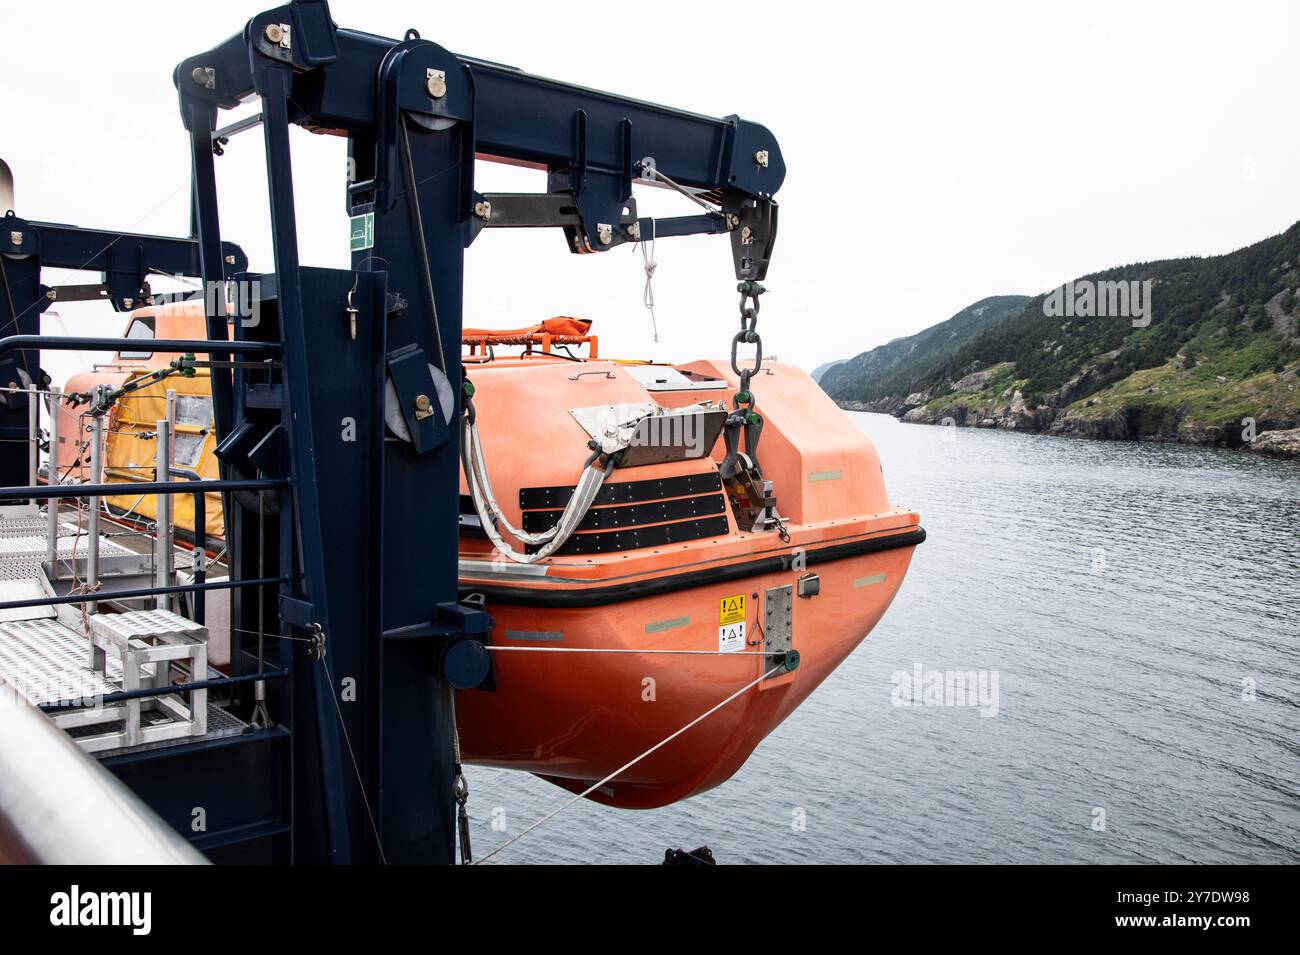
[0,531,133,558]
[0,506,244,758]
[0,618,123,705]
[0,522,134,582]
[0,508,47,537]
[68,702,249,760]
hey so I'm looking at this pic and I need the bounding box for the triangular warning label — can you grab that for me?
[719,594,746,625]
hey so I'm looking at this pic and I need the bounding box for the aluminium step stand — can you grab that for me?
[0,613,246,758]
[83,609,210,750]
[0,610,214,755]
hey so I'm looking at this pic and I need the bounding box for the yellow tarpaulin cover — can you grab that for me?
[103,369,224,540]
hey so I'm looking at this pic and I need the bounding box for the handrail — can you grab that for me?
[0,574,288,613]
[0,478,284,500]
[38,668,288,712]
[0,334,279,357]
[463,331,599,360]
[0,700,208,864]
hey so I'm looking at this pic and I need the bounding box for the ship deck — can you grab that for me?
[0,503,246,758]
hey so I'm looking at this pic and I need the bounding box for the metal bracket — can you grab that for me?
[723,195,778,282]
[477,193,583,229]
[382,600,493,641]
[246,423,285,474]
[279,594,316,629]
[762,583,798,677]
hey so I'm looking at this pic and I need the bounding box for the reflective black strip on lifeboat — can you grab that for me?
[520,492,727,533]
[527,514,731,555]
[469,526,927,607]
[518,472,723,510]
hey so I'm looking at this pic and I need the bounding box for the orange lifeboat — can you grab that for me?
[54,301,224,542]
[454,323,924,808]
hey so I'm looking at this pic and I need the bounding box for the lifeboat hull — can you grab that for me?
[457,533,919,808]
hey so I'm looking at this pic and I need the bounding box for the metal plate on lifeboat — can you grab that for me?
[568,402,728,468]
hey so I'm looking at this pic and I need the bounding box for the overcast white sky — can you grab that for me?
[3,0,1299,383]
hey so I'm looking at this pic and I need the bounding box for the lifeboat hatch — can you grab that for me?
[621,364,727,392]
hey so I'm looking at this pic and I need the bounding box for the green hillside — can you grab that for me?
[819,295,1032,409]
[820,223,1300,448]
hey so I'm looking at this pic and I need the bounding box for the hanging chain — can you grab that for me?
[450,688,472,864]
[722,280,786,540]
[730,281,765,415]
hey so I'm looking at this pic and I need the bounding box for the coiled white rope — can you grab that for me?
[461,411,611,564]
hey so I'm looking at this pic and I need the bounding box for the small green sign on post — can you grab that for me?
[349,212,374,252]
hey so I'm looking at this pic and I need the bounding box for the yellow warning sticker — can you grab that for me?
[719,594,746,625]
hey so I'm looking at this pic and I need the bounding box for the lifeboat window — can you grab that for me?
[175,395,213,428]
[173,432,206,469]
[118,317,157,360]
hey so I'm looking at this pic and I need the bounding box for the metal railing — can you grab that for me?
[1,442,284,615]
[0,331,291,759]
[0,334,278,357]
[0,319,290,861]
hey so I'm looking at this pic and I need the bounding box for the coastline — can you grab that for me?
[838,397,1300,458]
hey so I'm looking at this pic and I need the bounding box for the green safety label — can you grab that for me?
[349,212,374,252]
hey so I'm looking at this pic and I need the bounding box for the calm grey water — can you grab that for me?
[467,413,1300,864]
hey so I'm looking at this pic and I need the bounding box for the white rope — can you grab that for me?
[461,413,611,564]
[488,646,768,656]
[640,218,659,343]
[474,661,785,864]
[463,415,556,545]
